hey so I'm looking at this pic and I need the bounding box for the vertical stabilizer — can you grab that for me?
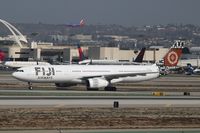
[0,50,5,62]
[80,19,85,27]
[77,44,86,61]
[134,47,146,63]
[163,48,182,67]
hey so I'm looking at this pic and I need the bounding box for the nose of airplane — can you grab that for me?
[12,69,29,82]
[12,71,25,81]
[12,71,23,80]
[12,72,18,79]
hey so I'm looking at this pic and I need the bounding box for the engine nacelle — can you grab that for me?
[86,78,109,88]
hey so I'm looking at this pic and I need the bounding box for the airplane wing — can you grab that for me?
[81,70,158,81]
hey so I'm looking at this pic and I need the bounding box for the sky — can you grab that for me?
[0,0,200,26]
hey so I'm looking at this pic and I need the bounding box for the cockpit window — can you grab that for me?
[16,70,24,72]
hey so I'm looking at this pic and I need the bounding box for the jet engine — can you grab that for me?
[86,78,109,88]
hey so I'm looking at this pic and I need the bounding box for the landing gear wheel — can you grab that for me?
[87,87,99,91]
[28,86,33,90]
[28,82,33,90]
[104,86,117,91]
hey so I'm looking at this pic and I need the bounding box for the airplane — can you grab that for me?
[77,44,119,64]
[4,61,51,68]
[0,50,51,68]
[12,45,182,91]
[12,63,159,91]
[78,46,146,65]
[66,19,85,28]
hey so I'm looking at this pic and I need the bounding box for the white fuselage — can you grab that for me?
[12,64,159,85]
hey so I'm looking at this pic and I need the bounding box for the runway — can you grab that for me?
[0,96,200,107]
[1,89,200,96]
[0,73,200,107]
[1,73,200,130]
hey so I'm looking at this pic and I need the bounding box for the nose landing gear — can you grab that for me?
[28,82,32,90]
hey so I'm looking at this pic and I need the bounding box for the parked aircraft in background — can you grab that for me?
[158,47,183,75]
[77,44,118,64]
[12,63,159,91]
[0,50,50,68]
[66,19,85,27]
[163,48,182,67]
[159,45,200,75]
[4,61,50,68]
[78,45,146,65]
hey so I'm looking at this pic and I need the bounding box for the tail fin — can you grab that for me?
[77,44,86,61]
[163,48,182,67]
[0,49,5,62]
[80,19,85,27]
[134,47,146,63]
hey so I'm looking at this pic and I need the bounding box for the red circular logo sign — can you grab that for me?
[167,51,178,65]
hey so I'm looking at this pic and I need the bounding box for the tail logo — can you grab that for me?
[167,51,178,65]
[80,19,84,26]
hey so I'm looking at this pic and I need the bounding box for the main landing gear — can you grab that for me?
[28,82,33,90]
[86,87,99,91]
[104,86,117,91]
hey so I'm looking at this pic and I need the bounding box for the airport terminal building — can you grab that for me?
[1,18,197,65]
[1,41,171,64]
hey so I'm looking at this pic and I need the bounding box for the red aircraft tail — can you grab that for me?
[163,48,182,67]
[0,50,5,62]
[77,44,87,61]
[80,19,85,27]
